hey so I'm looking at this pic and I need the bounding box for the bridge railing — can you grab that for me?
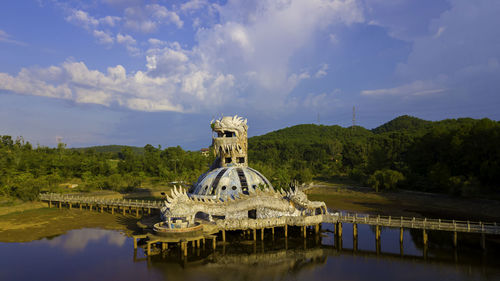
[39,193,164,209]
[337,213,500,234]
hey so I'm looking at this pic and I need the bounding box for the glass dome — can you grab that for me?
[189,166,273,200]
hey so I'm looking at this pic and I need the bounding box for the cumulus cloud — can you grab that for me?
[93,30,114,45]
[65,9,99,29]
[124,4,183,33]
[1,0,365,114]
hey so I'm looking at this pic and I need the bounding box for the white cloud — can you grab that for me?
[124,4,183,33]
[100,15,121,27]
[116,33,136,45]
[93,30,114,45]
[65,9,99,29]
[315,64,329,78]
[181,0,209,12]
[0,29,27,46]
[1,0,365,114]
[361,80,446,96]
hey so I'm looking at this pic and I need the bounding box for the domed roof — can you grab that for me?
[189,166,273,200]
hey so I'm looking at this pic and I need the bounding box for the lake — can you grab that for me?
[1,224,498,281]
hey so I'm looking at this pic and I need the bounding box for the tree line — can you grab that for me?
[1,115,499,201]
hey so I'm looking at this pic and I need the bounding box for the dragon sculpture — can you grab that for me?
[161,186,327,224]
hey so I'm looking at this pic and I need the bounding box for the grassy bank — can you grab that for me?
[307,182,500,221]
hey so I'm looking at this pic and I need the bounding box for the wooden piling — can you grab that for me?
[423,229,428,247]
[133,237,137,249]
[302,226,307,238]
[222,230,226,242]
[48,200,51,208]
[400,227,404,244]
[337,222,342,238]
[375,225,380,241]
[453,231,458,248]
[261,228,264,240]
[122,207,126,216]
[79,203,82,211]
[68,202,71,209]
[100,206,103,213]
[315,224,319,235]
[212,237,217,250]
[58,201,61,209]
[183,242,188,256]
[271,227,275,238]
[284,225,288,238]
[135,207,139,218]
[353,223,358,239]
[253,229,256,241]
[481,233,486,250]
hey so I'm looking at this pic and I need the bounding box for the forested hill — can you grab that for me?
[249,116,500,196]
[71,145,144,157]
[1,115,499,201]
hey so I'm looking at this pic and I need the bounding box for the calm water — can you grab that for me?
[1,224,499,281]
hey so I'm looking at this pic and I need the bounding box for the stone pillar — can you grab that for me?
[111,207,114,214]
[100,206,103,213]
[68,202,71,209]
[162,242,167,251]
[135,208,139,218]
[123,207,126,216]
[58,201,61,209]
[79,203,82,211]
[183,242,188,256]
[302,226,307,238]
[89,204,92,211]
[48,200,51,208]
[212,237,217,250]
[253,229,257,241]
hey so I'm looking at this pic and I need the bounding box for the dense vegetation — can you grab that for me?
[249,116,500,196]
[1,115,499,201]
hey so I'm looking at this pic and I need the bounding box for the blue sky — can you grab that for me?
[0,0,499,149]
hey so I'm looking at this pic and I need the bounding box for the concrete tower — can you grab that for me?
[210,115,248,167]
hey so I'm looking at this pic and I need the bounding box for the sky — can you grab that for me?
[0,0,499,150]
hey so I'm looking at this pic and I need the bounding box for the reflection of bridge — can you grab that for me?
[40,193,500,252]
[132,236,489,278]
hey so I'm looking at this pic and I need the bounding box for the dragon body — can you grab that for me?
[161,186,327,224]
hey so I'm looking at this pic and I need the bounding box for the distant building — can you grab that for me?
[200,148,210,157]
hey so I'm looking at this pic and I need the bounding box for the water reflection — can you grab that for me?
[41,228,126,253]
[0,227,498,281]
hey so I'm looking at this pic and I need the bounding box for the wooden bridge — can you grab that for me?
[39,193,500,253]
[39,193,163,217]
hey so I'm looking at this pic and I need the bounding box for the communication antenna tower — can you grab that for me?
[352,106,356,127]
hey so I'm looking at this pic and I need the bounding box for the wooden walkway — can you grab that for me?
[39,193,500,235]
[324,213,500,235]
[39,193,163,217]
